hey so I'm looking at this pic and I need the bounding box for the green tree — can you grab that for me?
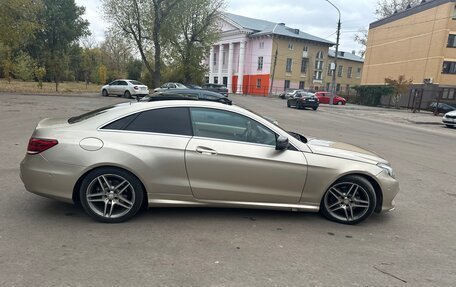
[164,0,223,83]
[98,64,108,84]
[0,0,42,82]
[127,59,143,80]
[102,0,179,88]
[13,52,36,81]
[35,66,46,89]
[34,0,90,91]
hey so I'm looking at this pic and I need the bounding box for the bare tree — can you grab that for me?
[354,29,368,57]
[375,0,421,19]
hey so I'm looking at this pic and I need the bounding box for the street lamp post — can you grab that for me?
[325,0,341,105]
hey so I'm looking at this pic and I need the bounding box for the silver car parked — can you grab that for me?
[101,79,149,98]
[20,100,399,224]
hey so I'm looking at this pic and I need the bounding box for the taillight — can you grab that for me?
[134,86,139,90]
[27,138,58,155]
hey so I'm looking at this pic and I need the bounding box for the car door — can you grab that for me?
[319,93,329,104]
[107,81,118,95]
[101,107,193,197]
[185,107,307,204]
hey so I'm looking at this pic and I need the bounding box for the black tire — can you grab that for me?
[445,124,454,128]
[124,91,132,99]
[320,175,376,225]
[102,89,109,97]
[79,167,144,223]
[295,101,301,109]
[312,107,318,111]
[287,101,291,108]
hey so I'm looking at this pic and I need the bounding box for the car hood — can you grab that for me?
[444,110,456,116]
[306,138,388,165]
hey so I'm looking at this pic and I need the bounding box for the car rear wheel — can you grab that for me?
[320,175,376,225]
[295,101,302,109]
[80,167,144,223]
[102,89,108,97]
[287,101,291,108]
[337,101,343,105]
[124,91,132,99]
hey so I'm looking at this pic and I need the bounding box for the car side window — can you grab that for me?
[119,81,128,86]
[103,107,192,136]
[190,108,276,146]
[110,81,118,86]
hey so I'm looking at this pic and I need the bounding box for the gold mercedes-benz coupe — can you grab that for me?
[20,100,399,224]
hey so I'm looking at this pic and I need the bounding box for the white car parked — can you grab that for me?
[443,110,456,128]
[153,82,188,93]
[101,80,149,98]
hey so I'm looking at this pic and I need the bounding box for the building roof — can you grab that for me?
[328,50,364,63]
[369,0,453,29]
[223,13,335,46]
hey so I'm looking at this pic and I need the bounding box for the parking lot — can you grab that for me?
[1,93,455,286]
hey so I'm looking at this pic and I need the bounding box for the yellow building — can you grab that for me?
[363,0,456,107]
[327,50,364,96]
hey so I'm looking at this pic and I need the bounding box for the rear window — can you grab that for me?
[68,103,129,124]
[129,80,144,85]
[122,107,192,136]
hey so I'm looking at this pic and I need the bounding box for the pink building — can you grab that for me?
[207,13,335,96]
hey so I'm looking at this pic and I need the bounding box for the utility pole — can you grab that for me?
[269,47,278,96]
[325,0,341,105]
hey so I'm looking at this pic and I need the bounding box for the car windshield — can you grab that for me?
[68,103,131,124]
[129,80,144,85]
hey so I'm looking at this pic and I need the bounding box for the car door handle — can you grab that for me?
[195,146,217,155]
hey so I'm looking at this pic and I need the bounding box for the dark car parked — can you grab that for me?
[140,89,232,105]
[428,102,456,114]
[184,84,202,89]
[287,92,319,110]
[201,83,229,96]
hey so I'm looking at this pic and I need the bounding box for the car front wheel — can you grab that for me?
[79,167,144,223]
[102,89,108,97]
[124,91,132,98]
[320,175,376,224]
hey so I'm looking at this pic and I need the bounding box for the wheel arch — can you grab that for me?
[327,172,383,213]
[72,165,149,207]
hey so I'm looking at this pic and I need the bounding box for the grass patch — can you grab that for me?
[0,79,102,94]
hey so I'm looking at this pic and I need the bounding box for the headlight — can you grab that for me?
[377,163,395,178]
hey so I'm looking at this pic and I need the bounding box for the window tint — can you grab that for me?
[124,107,192,136]
[102,113,139,130]
[129,80,144,85]
[190,108,276,146]
[119,81,128,86]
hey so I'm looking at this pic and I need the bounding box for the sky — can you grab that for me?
[75,0,378,54]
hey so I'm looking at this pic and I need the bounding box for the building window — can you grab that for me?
[213,53,216,66]
[284,80,290,90]
[443,88,456,99]
[257,56,263,70]
[356,67,362,78]
[315,60,323,70]
[299,81,305,89]
[257,79,262,88]
[448,35,456,47]
[303,46,308,52]
[214,76,218,84]
[442,61,456,74]
[316,51,324,59]
[313,71,322,80]
[347,67,353,78]
[288,42,294,50]
[327,65,333,76]
[286,58,292,72]
[336,83,341,92]
[338,65,343,77]
[259,42,264,49]
[300,58,308,73]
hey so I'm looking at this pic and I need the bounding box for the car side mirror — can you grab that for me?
[276,136,289,151]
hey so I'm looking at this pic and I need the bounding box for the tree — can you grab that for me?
[354,29,368,57]
[385,75,413,108]
[0,0,41,82]
[98,64,108,84]
[376,0,421,19]
[127,59,143,80]
[35,66,46,89]
[102,0,180,88]
[34,0,90,91]
[164,0,223,83]
[13,52,36,81]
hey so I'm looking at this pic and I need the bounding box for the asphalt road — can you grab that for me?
[1,93,455,287]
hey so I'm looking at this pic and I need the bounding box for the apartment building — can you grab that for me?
[362,0,456,107]
[327,50,364,95]
[207,13,335,95]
